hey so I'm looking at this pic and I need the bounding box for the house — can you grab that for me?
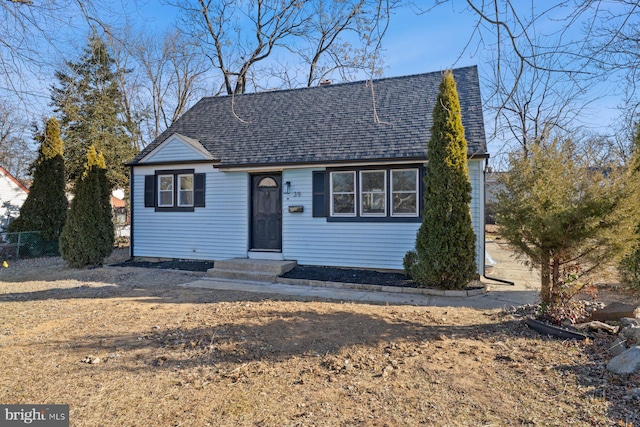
[128,66,488,273]
[0,166,29,231]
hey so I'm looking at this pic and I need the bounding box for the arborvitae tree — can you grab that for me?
[8,117,68,244]
[404,70,477,289]
[52,34,139,190]
[60,146,114,268]
[619,124,640,291]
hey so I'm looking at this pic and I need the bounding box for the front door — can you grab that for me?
[250,174,282,251]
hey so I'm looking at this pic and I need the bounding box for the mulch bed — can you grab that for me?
[111,259,214,272]
[281,265,417,288]
[111,259,417,287]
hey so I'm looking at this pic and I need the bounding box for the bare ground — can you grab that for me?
[1,250,639,426]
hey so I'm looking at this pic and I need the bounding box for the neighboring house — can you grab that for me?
[128,66,488,273]
[0,166,28,231]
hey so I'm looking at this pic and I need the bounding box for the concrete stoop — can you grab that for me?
[208,258,297,282]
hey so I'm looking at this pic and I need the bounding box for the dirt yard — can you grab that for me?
[1,251,639,426]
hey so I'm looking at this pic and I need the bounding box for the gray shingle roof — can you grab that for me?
[131,66,487,168]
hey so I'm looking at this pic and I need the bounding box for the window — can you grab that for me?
[313,166,422,222]
[178,174,194,207]
[331,171,355,216]
[360,170,386,216]
[144,169,206,212]
[391,169,419,216]
[158,175,174,207]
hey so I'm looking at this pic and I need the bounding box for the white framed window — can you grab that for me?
[145,169,205,211]
[360,170,386,216]
[330,171,356,216]
[391,169,419,216]
[158,175,174,207]
[178,174,194,207]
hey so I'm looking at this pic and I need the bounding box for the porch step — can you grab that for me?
[207,259,297,282]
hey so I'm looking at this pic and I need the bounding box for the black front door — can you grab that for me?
[250,174,282,251]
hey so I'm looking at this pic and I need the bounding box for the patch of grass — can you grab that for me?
[0,259,638,426]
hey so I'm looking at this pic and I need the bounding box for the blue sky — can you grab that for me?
[134,1,481,78]
[130,1,623,137]
[5,0,627,164]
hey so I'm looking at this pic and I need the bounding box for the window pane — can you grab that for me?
[363,193,385,214]
[178,175,194,206]
[158,175,174,206]
[159,176,173,191]
[331,172,355,215]
[258,177,278,188]
[392,169,418,216]
[392,170,417,191]
[180,175,193,191]
[160,191,173,206]
[332,172,354,193]
[333,194,355,214]
[180,191,193,206]
[361,171,385,192]
[361,171,386,215]
[393,194,417,214]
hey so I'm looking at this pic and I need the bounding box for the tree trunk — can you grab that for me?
[540,253,552,305]
[551,257,561,304]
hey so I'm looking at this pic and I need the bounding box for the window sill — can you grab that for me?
[325,216,421,223]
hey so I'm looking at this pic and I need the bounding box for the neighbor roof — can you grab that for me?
[131,66,487,168]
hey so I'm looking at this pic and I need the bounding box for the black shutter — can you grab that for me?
[144,175,156,207]
[312,171,327,217]
[194,173,206,207]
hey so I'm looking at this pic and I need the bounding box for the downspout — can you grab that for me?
[482,158,514,286]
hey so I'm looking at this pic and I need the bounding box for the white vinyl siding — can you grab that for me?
[283,163,485,273]
[0,170,28,231]
[468,159,485,273]
[142,136,212,163]
[132,164,247,261]
[284,168,420,270]
[133,160,485,273]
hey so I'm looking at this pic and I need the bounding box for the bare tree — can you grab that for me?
[0,1,126,105]
[170,0,398,94]
[484,49,593,165]
[0,104,36,182]
[170,0,309,95]
[299,0,398,87]
[417,2,634,113]
[584,2,640,126]
[1,1,75,102]
[129,30,211,142]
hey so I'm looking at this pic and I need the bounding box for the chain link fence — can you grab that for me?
[0,231,60,260]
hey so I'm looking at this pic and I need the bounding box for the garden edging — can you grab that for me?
[275,277,487,297]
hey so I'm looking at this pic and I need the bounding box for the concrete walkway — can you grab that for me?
[181,240,541,309]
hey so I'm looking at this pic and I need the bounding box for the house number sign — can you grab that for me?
[291,192,302,197]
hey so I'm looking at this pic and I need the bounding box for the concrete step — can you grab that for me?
[207,258,297,282]
[213,259,297,275]
[207,269,279,282]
